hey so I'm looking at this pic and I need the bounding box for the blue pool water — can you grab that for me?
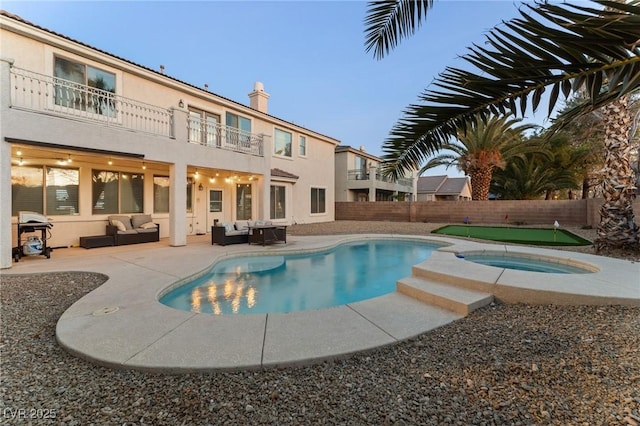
[160,240,440,315]
[461,254,593,274]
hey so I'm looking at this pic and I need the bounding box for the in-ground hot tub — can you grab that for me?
[456,251,598,274]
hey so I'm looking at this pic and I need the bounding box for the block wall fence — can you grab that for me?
[336,199,640,227]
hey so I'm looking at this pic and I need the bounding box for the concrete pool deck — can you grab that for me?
[2,234,638,372]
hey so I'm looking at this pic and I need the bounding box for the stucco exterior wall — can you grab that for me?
[1,13,338,266]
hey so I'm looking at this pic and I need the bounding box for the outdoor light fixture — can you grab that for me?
[194,169,199,177]
[67,154,72,163]
[198,183,204,191]
[178,99,184,108]
[18,157,24,166]
[142,162,147,170]
[108,159,113,165]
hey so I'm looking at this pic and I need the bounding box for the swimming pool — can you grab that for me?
[459,253,596,274]
[160,239,440,315]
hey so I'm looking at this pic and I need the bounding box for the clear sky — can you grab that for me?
[2,1,549,177]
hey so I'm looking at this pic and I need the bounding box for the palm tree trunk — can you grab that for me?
[595,97,639,252]
[470,167,493,201]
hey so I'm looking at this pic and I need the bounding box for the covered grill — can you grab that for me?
[13,211,53,262]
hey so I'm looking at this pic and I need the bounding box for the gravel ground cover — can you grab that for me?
[1,221,639,425]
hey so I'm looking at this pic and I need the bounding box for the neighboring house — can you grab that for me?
[0,11,339,268]
[334,145,415,202]
[416,175,472,201]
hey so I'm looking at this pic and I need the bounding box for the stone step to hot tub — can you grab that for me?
[397,276,494,316]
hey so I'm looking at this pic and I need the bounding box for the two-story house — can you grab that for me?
[0,11,339,268]
[334,145,415,202]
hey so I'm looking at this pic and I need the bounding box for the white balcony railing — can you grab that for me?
[188,116,263,157]
[10,67,172,137]
[347,169,413,188]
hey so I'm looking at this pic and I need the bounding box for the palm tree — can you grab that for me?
[491,155,577,200]
[419,115,539,200]
[490,132,585,200]
[553,96,606,198]
[365,0,640,250]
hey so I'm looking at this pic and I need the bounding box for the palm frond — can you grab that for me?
[364,0,434,60]
[381,0,640,180]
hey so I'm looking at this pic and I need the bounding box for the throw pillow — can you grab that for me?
[139,222,157,229]
[111,219,126,232]
[131,214,152,229]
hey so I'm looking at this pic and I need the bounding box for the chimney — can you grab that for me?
[249,81,270,113]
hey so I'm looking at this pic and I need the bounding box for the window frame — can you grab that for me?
[274,128,293,158]
[91,169,144,215]
[11,165,80,216]
[189,108,221,147]
[299,135,307,157]
[53,55,116,117]
[153,175,170,214]
[270,185,286,219]
[310,187,326,215]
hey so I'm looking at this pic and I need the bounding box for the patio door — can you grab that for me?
[207,189,224,231]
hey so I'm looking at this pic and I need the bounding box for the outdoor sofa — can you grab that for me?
[106,214,160,246]
[211,220,275,246]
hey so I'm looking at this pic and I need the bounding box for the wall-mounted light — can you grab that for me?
[16,150,22,156]
[108,158,113,165]
[194,169,199,178]
[67,154,72,163]
[198,183,204,191]
[142,162,147,170]
[18,157,24,166]
[209,177,215,183]
[178,99,184,108]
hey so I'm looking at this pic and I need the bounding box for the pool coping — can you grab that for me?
[3,234,639,372]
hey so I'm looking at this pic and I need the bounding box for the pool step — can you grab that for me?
[397,276,494,316]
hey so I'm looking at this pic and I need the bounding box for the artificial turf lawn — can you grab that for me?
[432,225,592,246]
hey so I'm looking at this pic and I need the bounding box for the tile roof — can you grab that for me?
[271,168,299,180]
[417,175,469,195]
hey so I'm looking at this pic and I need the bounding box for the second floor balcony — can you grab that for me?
[9,66,264,157]
[188,117,263,156]
[347,169,413,189]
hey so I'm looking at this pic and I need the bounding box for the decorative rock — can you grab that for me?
[2,264,638,425]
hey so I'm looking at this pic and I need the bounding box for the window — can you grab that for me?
[11,166,79,216]
[153,176,194,213]
[236,184,252,220]
[355,156,368,180]
[46,167,79,215]
[299,135,307,156]
[153,176,170,213]
[209,190,222,213]
[186,177,194,213]
[274,129,292,157]
[270,185,286,219]
[189,109,221,146]
[11,166,43,215]
[311,187,326,214]
[225,112,251,148]
[54,56,116,116]
[92,170,143,214]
